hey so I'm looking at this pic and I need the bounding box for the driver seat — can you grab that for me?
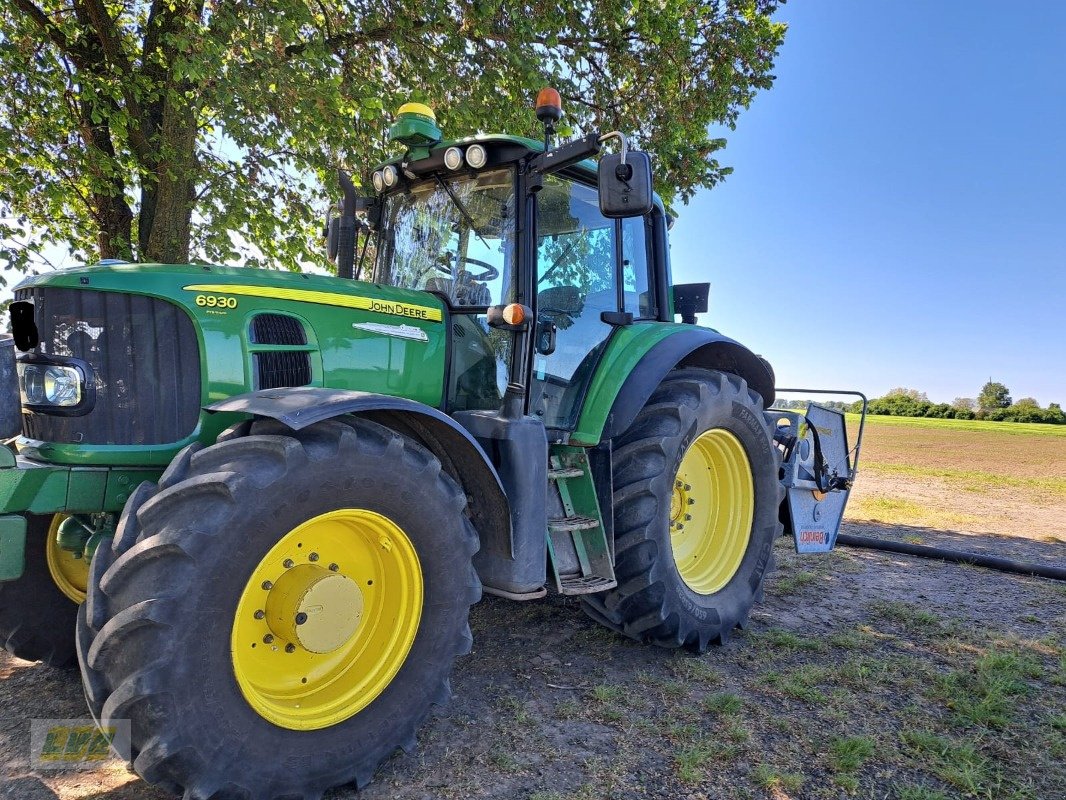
[425,273,492,308]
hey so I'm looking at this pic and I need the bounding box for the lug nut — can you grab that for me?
[261,580,273,590]
[263,634,274,644]
[685,514,692,521]
[254,610,265,620]
[295,612,308,626]
[285,643,296,653]
[684,484,691,491]
[688,498,695,505]
[308,552,319,562]
[283,558,295,569]
[328,563,339,572]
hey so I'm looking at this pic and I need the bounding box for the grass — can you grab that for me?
[899,730,1006,796]
[849,495,982,528]
[932,650,1039,728]
[702,692,743,715]
[896,788,950,800]
[845,412,1066,437]
[828,735,876,773]
[861,461,1066,499]
[763,665,831,704]
[752,764,804,793]
[774,569,819,594]
[868,600,942,632]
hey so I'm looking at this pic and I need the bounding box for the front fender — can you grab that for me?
[206,387,512,555]
[572,324,775,446]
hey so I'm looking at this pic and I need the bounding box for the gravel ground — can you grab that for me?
[1,519,1063,800]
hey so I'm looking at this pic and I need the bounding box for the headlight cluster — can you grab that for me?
[17,361,87,410]
[371,144,489,192]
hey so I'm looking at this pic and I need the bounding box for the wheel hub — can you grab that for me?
[669,428,754,595]
[231,509,423,731]
[264,565,364,653]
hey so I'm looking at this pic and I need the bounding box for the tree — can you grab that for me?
[885,387,929,402]
[978,380,1012,411]
[951,397,976,411]
[0,1,786,284]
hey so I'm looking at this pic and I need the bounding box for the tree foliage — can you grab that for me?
[856,384,1063,425]
[977,380,1012,411]
[0,0,786,285]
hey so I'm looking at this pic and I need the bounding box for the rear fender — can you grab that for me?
[573,325,776,446]
[206,388,512,556]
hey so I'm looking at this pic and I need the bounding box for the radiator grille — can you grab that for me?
[13,287,202,445]
[250,313,307,346]
[254,351,312,390]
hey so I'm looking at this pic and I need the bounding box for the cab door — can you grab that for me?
[529,174,651,432]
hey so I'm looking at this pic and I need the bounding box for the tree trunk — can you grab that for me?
[95,193,135,260]
[140,99,197,264]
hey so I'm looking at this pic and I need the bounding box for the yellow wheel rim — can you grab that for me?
[45,514,89,604]
[231,509,423,731]
[669,429,755,595]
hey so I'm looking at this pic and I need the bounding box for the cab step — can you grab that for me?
[548,467,584,480]
[546,446,616,596]
[548,515,599,532]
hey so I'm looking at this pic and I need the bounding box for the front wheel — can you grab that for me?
[581,369,782,651]
[77,417,480,798]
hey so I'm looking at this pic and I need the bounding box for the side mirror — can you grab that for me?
[598,150,653,218]
[673,282,709,325]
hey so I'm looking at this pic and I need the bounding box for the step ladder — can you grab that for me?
[546,446,617,595]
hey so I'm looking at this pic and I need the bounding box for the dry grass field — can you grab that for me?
[1,415,1063,800]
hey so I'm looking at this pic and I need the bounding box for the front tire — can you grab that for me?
[77,417,480,798]
[581,369,782,651]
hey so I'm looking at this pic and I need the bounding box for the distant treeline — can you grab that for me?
[777,382,1065,425]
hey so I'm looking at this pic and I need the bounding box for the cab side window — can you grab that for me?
[621,215,653,318]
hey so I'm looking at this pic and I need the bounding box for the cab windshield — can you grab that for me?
[374,168,515,308]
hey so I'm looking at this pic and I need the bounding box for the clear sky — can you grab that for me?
[669,1,1066,406]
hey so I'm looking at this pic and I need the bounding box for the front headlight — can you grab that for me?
[17,361,86,409]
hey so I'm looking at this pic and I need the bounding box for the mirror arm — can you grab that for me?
[529,132,602,177]
[597,131,628,165]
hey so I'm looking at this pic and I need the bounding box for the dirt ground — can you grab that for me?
[1,419,1064,800]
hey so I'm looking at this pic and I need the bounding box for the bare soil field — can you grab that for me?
[2,417,1064,800]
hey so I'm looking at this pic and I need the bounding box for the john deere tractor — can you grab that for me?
[0,92,861,798]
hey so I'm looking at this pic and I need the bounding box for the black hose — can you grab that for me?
[836,533,1066,581]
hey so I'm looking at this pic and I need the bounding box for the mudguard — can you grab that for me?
[206,387,512,555]
[579,325,776,446]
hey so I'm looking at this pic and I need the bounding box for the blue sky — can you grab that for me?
[669,1,1066,406]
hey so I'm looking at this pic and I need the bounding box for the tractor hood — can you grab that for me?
[10,263,448,466]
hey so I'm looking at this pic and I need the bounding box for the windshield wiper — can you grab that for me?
[433,175,492,254]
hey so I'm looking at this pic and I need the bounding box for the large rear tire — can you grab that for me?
[0,514,80,667]
[581,369,782,651]
[77,417,480,798]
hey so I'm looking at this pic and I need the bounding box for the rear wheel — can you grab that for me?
[581,369,782,651]
[0,514,81,667]
[77,417,480,798]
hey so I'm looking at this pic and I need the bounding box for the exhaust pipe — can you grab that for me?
[336,171,358,280]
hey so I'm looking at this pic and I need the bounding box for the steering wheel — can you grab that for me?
[455,256,499,282]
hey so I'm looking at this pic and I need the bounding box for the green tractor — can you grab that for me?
[0,93,862,798]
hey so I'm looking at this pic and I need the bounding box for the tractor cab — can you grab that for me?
[330,96,670,433]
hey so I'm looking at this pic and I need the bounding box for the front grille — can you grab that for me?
[250,313,307,345]
[254,351,311,389]
[13,287,202,445]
